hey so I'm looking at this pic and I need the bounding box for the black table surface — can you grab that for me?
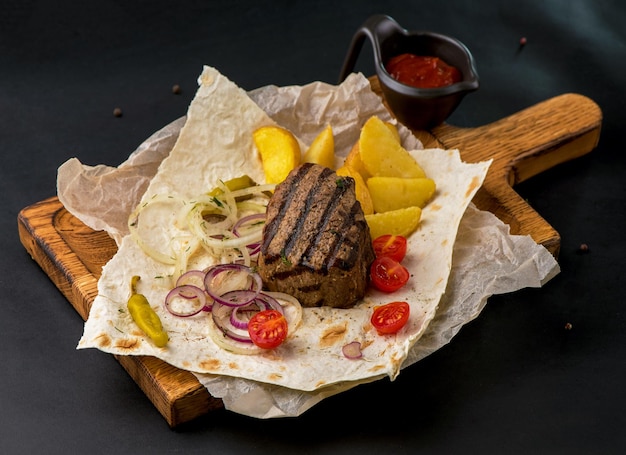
[2,1,625,453]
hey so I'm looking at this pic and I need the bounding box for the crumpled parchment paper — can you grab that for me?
[57,72,559,419]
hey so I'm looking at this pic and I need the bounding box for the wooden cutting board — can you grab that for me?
[17,86,602,427]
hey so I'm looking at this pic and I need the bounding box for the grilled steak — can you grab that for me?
[257,163,375,308]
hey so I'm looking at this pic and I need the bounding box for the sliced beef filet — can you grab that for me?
[257,163,375,308]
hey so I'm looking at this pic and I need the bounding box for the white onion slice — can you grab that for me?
[127,194,186,265]
[211,298,255,342]
[128,182,275,276]
[206,315,264,355]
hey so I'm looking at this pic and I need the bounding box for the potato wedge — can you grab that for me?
[365,206,422,239]
[343,142,371,180]
[303,124,335,169]
[253,126,301,184]
[367,177,436,213]
[336,165,374,215]
[343,121,400,180]
[384,121,401,142]
[359,116,426,178]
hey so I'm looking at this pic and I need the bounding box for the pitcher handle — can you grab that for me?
[338,14,404,83]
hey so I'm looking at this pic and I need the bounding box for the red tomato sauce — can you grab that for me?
[385,53,462,88]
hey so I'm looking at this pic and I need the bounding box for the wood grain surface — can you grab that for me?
[17,86,602,427]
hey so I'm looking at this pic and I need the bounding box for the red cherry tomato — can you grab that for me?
[371,301,410,335]
[370,256,410,293]
[247,309,288,349]
[372,235,408,262]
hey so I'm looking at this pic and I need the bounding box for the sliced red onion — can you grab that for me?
[232,213,266,237]
[203,263,262,306]
[230,301,266,330]
[175,269,207,290]
[211,299,254,343]
[246,242,261,256]
[342,341,363,359]
[219,290,262,307]
[164,284,209,317]
[226,291,285,331]
[209,288,287,342]
[253,292,284,315]
[232,213,265,256]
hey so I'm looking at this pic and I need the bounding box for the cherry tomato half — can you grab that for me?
[370,256,410,293]
[371,301,410,335]
[372,234,408,262]
[247,309,288,349]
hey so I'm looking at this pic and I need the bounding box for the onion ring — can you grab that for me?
[204,289,304,354]
[204,263,262,306]
[211,298,255,343]
[230,301,267,330]
[175,269,207,290]
[206,315,264,355]
[164,284,210,317]
[232,213,266,237]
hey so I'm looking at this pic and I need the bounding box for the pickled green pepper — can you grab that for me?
[127,275,168,347]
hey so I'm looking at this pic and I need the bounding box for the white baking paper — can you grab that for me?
[57,71,559,418]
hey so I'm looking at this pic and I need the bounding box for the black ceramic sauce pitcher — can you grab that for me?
[339,14,479,130]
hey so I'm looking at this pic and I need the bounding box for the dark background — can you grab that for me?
[2,1,625,453]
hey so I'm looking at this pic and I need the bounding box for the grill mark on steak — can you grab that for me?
[263,164,353,271]
[301,196,362,272]
[281,167,338,263]
[257,163,375,308]
[260,164,329,263]
[299,177,355,272]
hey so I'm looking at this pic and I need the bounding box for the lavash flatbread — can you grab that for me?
[77,66,491,392]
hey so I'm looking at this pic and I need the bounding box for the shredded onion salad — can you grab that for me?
[165,264,303,354]
[127,178,303,353]
[128,179,276,278]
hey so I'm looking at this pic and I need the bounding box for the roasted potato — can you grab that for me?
[365,206,423,239]
[359,116,426,178]
[253,126,301,184]
[303,124,335,169]
[367,176,436,213]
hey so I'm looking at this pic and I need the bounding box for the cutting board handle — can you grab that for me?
[432,93,602,255]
